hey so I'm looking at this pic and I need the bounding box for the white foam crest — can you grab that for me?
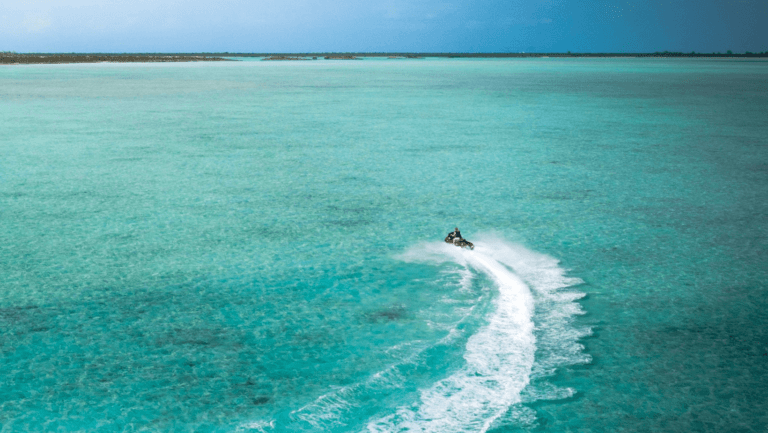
[521,382,577,402]
[472,235,583,295]
[456,267,474,293]
[395,240,471,267]
[369,242,536,433]
[236,419,275,432]
[474,235,592,371]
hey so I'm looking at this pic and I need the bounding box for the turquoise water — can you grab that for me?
[1,58,766,432]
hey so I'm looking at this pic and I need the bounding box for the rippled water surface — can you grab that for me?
[1,58,767,432]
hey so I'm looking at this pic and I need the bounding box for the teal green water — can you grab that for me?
[1,58,766,432]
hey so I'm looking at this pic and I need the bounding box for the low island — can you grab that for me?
[262,56,313,61]
[0,53,231,65]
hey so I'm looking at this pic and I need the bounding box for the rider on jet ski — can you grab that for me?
[445,227,474,249]
[445,227,463,243]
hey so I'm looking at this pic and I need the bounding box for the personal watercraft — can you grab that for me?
[445,234,474,250]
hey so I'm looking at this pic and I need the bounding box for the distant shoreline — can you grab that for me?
[0,54,231,65]
[2,52,766,65]
[221,52,768,59]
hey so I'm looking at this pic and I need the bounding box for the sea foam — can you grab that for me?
[243,237,588,432]
[367,239,537,433]
[368,236,589,432]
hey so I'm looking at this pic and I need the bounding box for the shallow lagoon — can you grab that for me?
[1,58,766,432]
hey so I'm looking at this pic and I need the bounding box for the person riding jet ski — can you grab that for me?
[445,227,463,243]
[445,227,474,250]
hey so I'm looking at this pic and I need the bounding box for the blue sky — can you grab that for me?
[2,0,766,53]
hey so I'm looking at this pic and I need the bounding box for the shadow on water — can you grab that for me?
[364,305,408,323]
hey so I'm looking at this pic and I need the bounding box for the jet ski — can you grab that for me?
[445,233,474,250]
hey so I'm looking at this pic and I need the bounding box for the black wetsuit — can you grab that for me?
[447,230,462,241]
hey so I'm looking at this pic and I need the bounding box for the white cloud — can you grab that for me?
[22,14,52,32]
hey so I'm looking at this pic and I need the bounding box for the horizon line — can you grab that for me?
[3,51,767,57]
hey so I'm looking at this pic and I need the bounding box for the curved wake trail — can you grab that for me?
[368,241,537,433]
[240,237,588,432]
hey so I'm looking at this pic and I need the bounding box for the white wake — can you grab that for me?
[238,236,589,432]
[367,239,538,433]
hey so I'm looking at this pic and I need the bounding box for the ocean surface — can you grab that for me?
[1,58,766,432]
